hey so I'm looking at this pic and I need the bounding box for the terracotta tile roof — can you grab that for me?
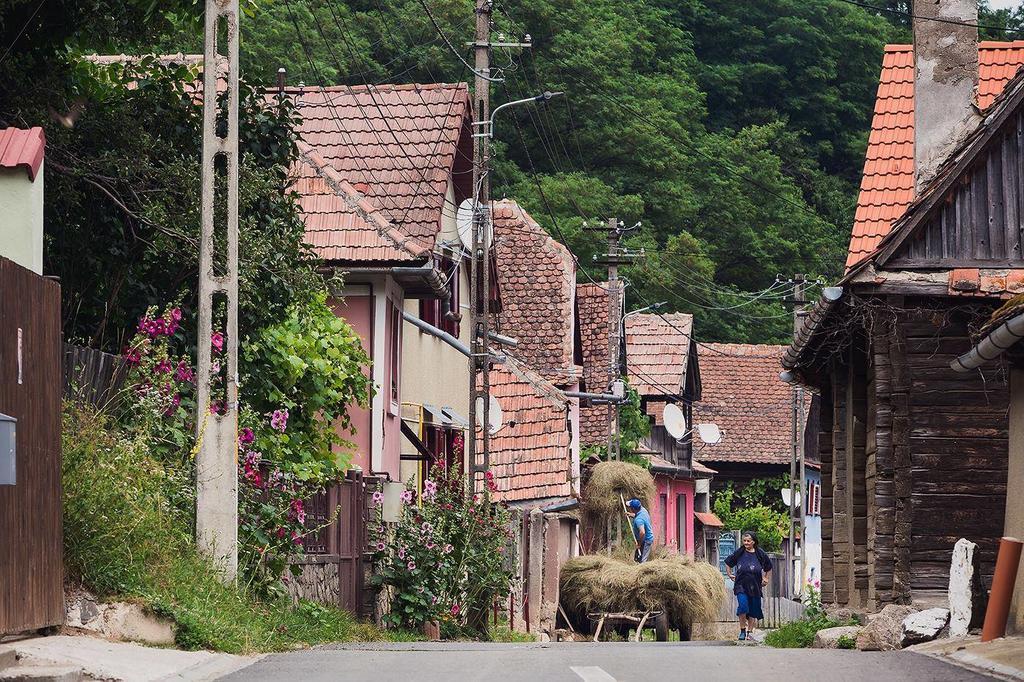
[624,313,694,397]
[482,356,573,503]
[693,343,800,465]
[286,83,472,263]
[847,42,1024,269]
[492,200,577,384]
[293,141,428,262]
[0,127,44,181]
[577,282,612,446]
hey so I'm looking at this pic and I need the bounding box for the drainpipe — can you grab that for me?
[951,310,1024,372]
[401,311,505,364]
[563,390,626,403]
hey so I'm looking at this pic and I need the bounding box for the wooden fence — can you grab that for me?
[0,257,64,634]
[62,343,128,408]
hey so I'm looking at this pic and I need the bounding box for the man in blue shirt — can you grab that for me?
[626,498,654,563]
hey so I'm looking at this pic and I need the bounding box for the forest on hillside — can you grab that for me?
[2,0,1023,343]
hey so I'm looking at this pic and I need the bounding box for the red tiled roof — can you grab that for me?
[694,511,724,527]
[293,141,427,262]
[287,83,472,263]
[693,343,800,465]
[624,313,694,397]
[492,200,577,384]
[577,282,612,446]
[847,42,1024,269]
[0,127,45,181]
[483,356,573,503]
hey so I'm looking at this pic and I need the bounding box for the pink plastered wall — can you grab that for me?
[329,295,373,473]
[651,476,695,555]
[381,297,402,479]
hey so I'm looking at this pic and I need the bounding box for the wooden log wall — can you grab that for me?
[889,307,913,603]
[818,378,836,603]
[901,304,1008,591]
[830,359,851,605]
[846,338,870,607]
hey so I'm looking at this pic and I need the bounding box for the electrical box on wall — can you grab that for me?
[0,413,15,486]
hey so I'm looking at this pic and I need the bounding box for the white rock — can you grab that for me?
[812,625,862,649]
[901,608,950,645]
[948,538,979,638]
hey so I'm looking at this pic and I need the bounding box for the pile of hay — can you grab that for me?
[582,460,656,518]
[560,553,726,627]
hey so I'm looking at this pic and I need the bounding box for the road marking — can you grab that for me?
[570,666,617,682]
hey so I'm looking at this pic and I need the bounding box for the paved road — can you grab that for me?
[222,642,995,682]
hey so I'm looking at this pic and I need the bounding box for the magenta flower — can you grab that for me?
[155,359,172,374]
[442,544,453,555]
[397,547,406,560]
[125,348,142,366]
[423,480,438,499]
[407,561,416,571]
[291,531,302,546]
[238,427,255,445]
[375,541,386,552]
[289,499,306,525]
[174,360,194,383]
[211,331,225,353]
[450,603,460,616]
[399,489,414,504]
[372,490,385,506]
[270,408,289,432]
[170,308,182,322]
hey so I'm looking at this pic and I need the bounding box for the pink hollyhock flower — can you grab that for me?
[397,547,406,560]
[375,541,386,552]
[442,544,453,555]
[209,400,224,415]
[276,527,286,539]
[399,489,414,504]
[211,331,225,352]
[289,499,306,525]
[270,408,289,432]
[291,531,302,545]
[450,603,460,616]
[421,521,433,534]
[238,427,255,445]
[155,359,172,374]
[137,316,150,333]
[174,361,194,383]
[423,480,438,499]
[372,491,385,506]
[125,349,142,366]
[170,308,182,322]
[210,359,221,376]
[407,561,416,571]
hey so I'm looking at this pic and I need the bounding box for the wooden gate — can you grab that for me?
[289,470,368,616]
[717,552,807,628]
[0,257,64,634]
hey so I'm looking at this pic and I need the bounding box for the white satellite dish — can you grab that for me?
[475,394,504,435]
[781,488,803,507]
[456,198,492,251]
[663,403,688,440]
[696,423,722,445]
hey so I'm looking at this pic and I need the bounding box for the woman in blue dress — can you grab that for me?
[724,531,773,641]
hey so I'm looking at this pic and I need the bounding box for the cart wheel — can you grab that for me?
[655,613,669,642]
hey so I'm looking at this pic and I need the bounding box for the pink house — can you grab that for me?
[288,83,474,480]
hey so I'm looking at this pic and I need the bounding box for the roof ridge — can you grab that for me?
[282,82,469,94]
[296,140,431,259]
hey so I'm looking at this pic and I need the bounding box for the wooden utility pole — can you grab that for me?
[196,0,240,581]
[468,0,493,481]
[606,218,621,460]
[788,274,807,595]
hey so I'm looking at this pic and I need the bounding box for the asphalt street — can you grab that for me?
[221,642,996,682]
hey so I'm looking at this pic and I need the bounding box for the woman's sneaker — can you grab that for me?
[738,630,747,641]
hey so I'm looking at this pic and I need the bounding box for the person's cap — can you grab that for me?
[628,498,642,511]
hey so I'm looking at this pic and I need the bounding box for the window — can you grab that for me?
[676,493,687,551]
[659,493,667,544]
[806,480,821,516]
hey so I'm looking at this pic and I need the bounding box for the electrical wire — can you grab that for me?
[835,0,1024,34]
[0,0,46,67]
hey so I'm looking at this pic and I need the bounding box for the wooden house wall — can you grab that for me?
[815,299,1008,607]
[893,111,1024,266]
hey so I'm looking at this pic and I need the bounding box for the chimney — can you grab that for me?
[914,0,982,192]
[0,127,45,275]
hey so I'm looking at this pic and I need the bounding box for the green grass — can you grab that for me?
[62,404,416,653]
[763,615,857,648]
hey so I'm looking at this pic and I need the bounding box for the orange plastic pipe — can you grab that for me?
[982,536,1023,642]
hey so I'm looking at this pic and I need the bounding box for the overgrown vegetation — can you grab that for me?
[764,587,856,648]
[712,480,790,552]
[62,403,404,652]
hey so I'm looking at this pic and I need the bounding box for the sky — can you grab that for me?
[988,0,1022,9]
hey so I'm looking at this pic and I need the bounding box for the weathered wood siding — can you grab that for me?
[818,378,835,603]
[0,258,64,634]
[894,111,1024,266]
[902,307,1008,591]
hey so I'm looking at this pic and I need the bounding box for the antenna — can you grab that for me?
[696,423,722,445]
[475,394,504,435]
[663,403,688,440]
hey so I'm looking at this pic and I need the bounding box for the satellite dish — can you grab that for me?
[781,488,802,507]
[475,394,504,435]
[663,403,688,440]
[456,198,492,251]
[696,423,722,445]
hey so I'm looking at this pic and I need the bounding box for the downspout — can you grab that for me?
[951,310,1024,372]
[402,310,470,357]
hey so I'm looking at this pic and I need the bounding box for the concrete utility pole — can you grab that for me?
[468,0,493,482]
[606,218,621,461]
[196,0,240,581]
[788,274,807,595]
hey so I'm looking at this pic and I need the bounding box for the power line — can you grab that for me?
[835,0,1024,34]
[0,0,46,67]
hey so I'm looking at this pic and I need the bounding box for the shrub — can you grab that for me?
[62,402,400,652]
[712,482,788,552]
[836,634,857,649]
[370,463,514,636]
[763,587,857,648]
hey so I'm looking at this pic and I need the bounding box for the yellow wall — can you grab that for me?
[1008,368,1024,633]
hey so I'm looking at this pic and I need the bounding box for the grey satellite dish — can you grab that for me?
[663,403,688,440]
[475,394,504,435]
[457,198,492,251]
[696,423,722,445]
